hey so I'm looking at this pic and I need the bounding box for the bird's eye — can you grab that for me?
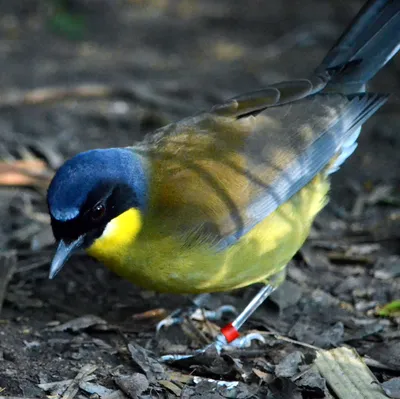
[91,204,105,221]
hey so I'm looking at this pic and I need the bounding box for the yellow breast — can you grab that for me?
[87,174,329,294]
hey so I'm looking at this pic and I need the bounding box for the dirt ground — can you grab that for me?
[0,0,399,398]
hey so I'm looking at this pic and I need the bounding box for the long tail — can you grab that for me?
[316,0,400,88]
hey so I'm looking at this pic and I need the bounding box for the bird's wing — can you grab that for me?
[140,79,387,248]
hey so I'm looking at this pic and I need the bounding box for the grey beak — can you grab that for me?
[49,236,84,279]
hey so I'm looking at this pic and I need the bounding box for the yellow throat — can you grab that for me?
[87,208,142,268]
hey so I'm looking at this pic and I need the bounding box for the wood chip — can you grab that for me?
[167,372,193,385]
[61,364,97,399]
[159,380,182,396]
[314,346,387,399]
[39,365,97,399]
[51,315,107,332]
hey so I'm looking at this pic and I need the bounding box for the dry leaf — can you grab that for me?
[0,160,52,187]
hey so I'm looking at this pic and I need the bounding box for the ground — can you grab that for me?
[0,0,399,398]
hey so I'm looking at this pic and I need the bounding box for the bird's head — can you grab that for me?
[47,148,148,278]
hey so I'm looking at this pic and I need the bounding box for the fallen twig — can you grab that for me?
[0,251,17,315]
[0,160,52,188]
[0,83,194,114]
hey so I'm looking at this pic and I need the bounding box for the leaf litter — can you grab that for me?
[0,0,399,398]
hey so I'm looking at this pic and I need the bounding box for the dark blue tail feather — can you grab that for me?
[316,0,400,86]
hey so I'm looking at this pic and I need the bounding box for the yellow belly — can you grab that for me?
[87,174,329,294]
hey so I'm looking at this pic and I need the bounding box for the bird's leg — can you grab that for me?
[156,293,237,332]
[213,283,276,350]
[159,270,285,362]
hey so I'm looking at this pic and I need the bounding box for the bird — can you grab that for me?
[47,0,400,359]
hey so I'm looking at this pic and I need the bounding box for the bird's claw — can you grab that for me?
[158,344,214,363]
[158,331,265,362]
[227,332,265,348]
[156,304,237,332]
[155,306,190,332]
[156,314,184,332]
[190,305,237,322]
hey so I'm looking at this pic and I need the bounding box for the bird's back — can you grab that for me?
[138,88,383,247]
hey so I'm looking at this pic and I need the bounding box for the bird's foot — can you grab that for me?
[159,330,265,362]
[156,294,237,332]
[158,284,278,362]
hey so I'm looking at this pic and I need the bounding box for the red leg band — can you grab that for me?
[220,323,240,343]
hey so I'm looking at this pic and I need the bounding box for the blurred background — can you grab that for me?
[0,1,399,397]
